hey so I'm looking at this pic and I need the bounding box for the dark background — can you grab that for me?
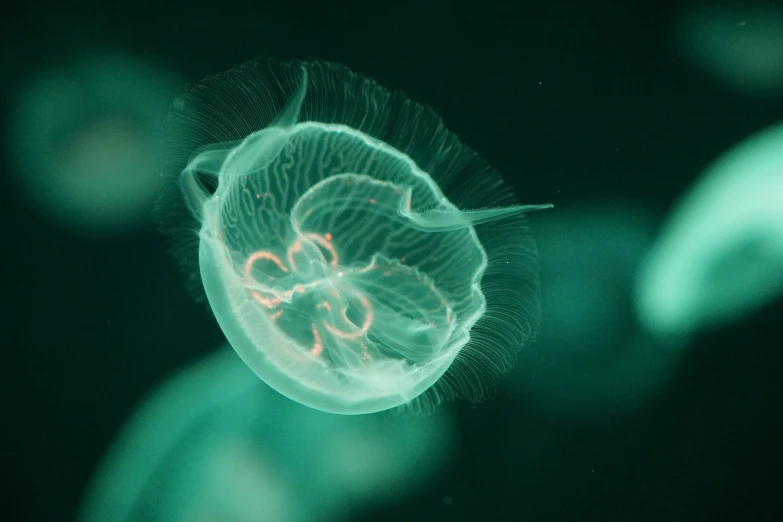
[2,1,782,521]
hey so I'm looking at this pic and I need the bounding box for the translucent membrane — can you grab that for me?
[8,52,180,234]
[78,348,455,522]
[160,58,550,414]
[636,122,783,337]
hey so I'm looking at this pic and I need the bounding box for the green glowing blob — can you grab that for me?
[675,2,783,96]
[508,204,684,422]
[159,58,550,414]
[7,52,180,234]
[636,122,783,337]
[78,348,455,522]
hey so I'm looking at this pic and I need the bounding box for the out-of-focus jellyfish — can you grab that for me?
[507,204,683,421]
[158,58,550,414]
[6,52,180,234]
[673,1,783,96]
[78,347,455,522]
[636,122,783,338]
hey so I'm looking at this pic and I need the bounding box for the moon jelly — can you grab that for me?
[159,58,550,414]
[7,52,180,234]
[508,203,683,422]
[636,122,783,337]
[674,2,783,97]
[79,347,455,522]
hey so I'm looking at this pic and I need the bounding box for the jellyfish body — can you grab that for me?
[162,59,548,414]
[7,52,180,234]
[674,2,783,96]
[78,347,455,522]
[636,122,783,338]
[508,203,684,422]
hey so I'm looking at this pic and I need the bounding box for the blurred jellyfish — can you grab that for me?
[78,347,455,522]
[507,204,684,421]
[6,52,180,234]
[157,58,550,414]
[674,1,783,96]
[636,122,783,338]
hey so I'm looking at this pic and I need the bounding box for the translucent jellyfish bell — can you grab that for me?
[636,122,783,338]
[7,52,180,234]
[78,347,455,522]
[674,2,783,96]
[508,203,684,422]
[159,58,550,414]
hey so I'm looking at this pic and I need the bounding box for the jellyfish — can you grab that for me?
[78,347,455,522]
[636,122,783,338]
[507,203,684,422]
[158,58,550,414]
[7,51,181,234]
[674,1,783,96]
[78,348,303,522]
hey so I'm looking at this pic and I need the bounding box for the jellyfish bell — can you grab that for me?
[78,347,455,522]
[674,1,783,97]
[158,58,550,415]
[7,52,180,234]
[506,203,685,423]
[636,122,783,338]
